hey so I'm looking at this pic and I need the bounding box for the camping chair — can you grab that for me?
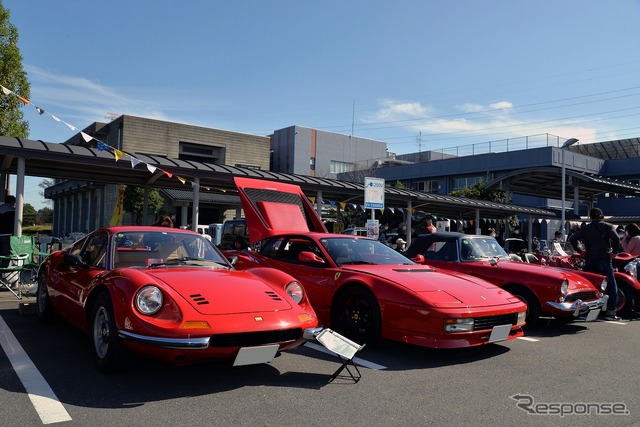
[0,236,46,299]
[315,328,365,383]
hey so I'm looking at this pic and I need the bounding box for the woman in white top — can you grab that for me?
[620,223,640,256]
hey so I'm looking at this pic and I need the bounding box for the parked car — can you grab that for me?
[537,240,640,317]
[405,232,609,325]
[226,177,527,349]
[36,226,321,372]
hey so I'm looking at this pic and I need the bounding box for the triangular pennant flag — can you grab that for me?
[130,157,142,168]
[51,114,61,122]
[97,141,110,152]
[309,197,315,203]
[162,170,173,178]
[339,202,346,209]
[114,149,125,161]
[146,164,157,173]
[397,208,404,213]
[16,95,30,105]
[177,176,186,184]
[63,121,77,131]
[389,207,395,213]
[218,188,226,192]
[1,85,10,95]
[35,106,45,115]
[329,200,335,207]
[81,132,93,143]
[360,205,365,211]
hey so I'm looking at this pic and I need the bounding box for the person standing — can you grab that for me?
[0,195,16,268]
[568,208,621,321]
[620,223,640,256]
[424,218,436,234]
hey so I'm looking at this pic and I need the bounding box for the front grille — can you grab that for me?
[209,328,303,347]
[565,291,598,302]
[474,313,518,331]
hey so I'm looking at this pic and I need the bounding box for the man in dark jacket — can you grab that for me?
[568,208,621,321]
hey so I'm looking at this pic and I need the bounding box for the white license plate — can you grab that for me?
[488,324,512,343]
[586,308,601,322]
[233,344,279,366]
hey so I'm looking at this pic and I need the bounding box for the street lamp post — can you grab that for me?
[561,138,579,240]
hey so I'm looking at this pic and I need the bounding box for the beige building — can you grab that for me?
[49,115,270,236]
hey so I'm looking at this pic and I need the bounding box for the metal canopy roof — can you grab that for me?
[485,166,640,200]
[0,136,555,219]
[570,138,640,160]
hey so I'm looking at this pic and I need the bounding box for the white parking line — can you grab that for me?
[304,342,387,370]
[517,336,540,342]
[0,315,72,424]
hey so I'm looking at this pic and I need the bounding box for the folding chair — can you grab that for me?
[0,236,46,299]
[315,328,365,383]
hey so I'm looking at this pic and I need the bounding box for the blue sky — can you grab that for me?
[4,0,640,210]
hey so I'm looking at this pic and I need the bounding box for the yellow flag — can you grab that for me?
[109,185,125,226]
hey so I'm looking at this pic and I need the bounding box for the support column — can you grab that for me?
[14,157,25,237]
[475,209,481,235]
[573,186,580,215]
[191,178,200,231]
[406,201,412,244]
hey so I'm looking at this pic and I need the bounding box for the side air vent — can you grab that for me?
[189,294,210,305]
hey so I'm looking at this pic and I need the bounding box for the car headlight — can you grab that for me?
[624,262,637,280]
[517,311,526,325]
[285,281,304,304]
[135,285,163,315]
[560,279,569,295]
[600,278,607,292]
[444,318,474,332]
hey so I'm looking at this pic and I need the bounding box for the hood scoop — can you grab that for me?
[189,290,283,306]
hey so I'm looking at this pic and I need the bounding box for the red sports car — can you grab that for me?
[226,177,527,349]
[404,232,609,324]
[36,226,321,372]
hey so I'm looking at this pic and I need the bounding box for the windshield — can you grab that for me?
[538,240,577,256]
[112,231,230,269]
[319,237,414,266]
[461,236,510,260]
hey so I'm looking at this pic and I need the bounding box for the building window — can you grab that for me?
[179,142,225,164]
[310,157,316,171]
[413,180,439,193]
[451,176,482,191]
[330,160,355,174]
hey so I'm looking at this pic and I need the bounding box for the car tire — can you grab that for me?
[616,283,635,318]
[35,271,54,323]
[508,287,541,326]
[90,291,132,373]
[331,285,381,344]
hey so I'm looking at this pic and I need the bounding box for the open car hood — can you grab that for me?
[234,177,327,243]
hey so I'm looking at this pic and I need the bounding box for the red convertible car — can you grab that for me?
[226,177,527,349]
[536,240,640,317]
[36,226,321,372]
[404,232,609,325]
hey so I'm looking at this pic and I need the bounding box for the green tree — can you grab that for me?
[22,202,36,226]
[0,2,30,138]
[37,206,53,224]
[123,186,165,225]
[450,180,506,203]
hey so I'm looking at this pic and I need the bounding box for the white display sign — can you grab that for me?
[364,177,385,209]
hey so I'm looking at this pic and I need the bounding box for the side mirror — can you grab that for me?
[412,254,425,264]
[226,255,238,266]
[298,251,325,264]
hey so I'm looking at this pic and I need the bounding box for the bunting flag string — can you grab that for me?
[1,82,209,191]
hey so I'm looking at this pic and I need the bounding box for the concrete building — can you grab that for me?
[48,115,271,236]
[270,125,389,179]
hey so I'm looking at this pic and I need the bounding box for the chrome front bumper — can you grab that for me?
[546,295,609,318]
[119,325,326,350]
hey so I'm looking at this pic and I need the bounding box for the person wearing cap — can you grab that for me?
[395,238,407,253]
[568,208,621,321]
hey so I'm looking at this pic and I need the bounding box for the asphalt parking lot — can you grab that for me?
[1,292,639,427]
